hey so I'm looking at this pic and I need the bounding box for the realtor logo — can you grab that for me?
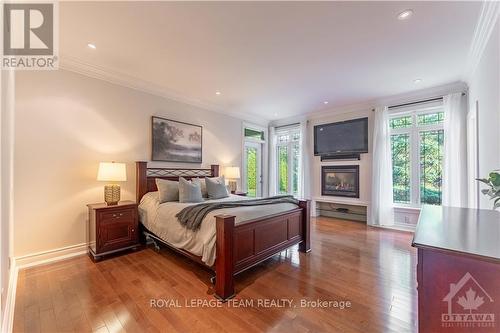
[2,1,58,69]
[441,272,495,329]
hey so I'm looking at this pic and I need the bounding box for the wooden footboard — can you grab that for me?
[135,161,311,301]
[214,200,310,300]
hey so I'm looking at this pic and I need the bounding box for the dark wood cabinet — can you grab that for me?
[412,206,500,333]
[87,201,139,261]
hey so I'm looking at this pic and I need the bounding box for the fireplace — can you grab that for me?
[321,165,359,198]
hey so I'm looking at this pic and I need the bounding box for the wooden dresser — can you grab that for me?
[87,200,139,261]
[412,206,500,333]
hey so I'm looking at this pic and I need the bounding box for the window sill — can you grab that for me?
[393,205,421,213]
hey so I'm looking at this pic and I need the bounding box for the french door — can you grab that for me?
[244,141,262,197]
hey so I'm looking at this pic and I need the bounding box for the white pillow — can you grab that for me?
[178,177,204,203]
[192,178,208,198]
[205,176,229,199]
[155,178,179,203]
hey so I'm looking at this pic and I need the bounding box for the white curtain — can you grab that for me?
[268,126,277,196]
[370,106,394,226]
[299,120,310,199]
[443,93,468,207]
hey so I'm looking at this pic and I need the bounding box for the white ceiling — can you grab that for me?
[60,1,481,121]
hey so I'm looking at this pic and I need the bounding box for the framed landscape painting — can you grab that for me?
[152,116,202,163]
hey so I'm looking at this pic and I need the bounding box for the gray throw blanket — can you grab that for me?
[176,195,299,230]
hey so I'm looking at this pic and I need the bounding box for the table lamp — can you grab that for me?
[97,162,127,205]
[225,166,240,193]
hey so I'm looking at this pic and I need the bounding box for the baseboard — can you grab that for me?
[15,242,87,269]
[0,243,87,332]
[1,262,18,333]
[369,224,415,233]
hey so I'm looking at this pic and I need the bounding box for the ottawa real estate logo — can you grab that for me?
[2,1,58,70]
[441,272,495,329]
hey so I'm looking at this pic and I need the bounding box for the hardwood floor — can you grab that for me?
[13,217,417,333]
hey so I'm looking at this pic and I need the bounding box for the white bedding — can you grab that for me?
[138,192,298,266]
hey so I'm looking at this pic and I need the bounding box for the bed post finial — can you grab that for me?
[136,161,148,203]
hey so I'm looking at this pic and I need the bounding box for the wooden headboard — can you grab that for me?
[136,161,219,203]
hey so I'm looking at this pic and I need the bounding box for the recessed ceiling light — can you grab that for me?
[274,112,278,116]
[87,43,96,49]
[413,78,422,84]
[323,101,329,105]
[397,9,414,20]
[215,91,221,95]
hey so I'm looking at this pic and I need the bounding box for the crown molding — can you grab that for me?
[60,55,217,110]
[463,1,500,81]
[59,55,269,126]
[301,81,467,122]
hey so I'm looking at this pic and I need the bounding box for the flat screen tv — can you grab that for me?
[314,117,368,156]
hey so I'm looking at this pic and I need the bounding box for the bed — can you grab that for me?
[136,161,311,300]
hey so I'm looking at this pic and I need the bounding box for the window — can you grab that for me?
[391,133,411,203]
[390,109,444,206]
[278,145,288,194]
[243,125,265,197]
[244,128,265,141]
[245,144,259,197]
[419,129,444,205]
[275,126,300,196]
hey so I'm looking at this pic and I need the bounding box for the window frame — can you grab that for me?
[275,126,301,196]
[389,105,444,208]
[242,122,267,196]
[243,124,266,144]
[244,141,262,197]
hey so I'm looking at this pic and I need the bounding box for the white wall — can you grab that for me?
[14,69,248,257]
[467,19,499,209]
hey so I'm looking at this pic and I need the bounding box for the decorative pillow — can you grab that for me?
[178,177,204,203]
[156,178,179,203]
[192,178,208,198]
[205,176,229,199]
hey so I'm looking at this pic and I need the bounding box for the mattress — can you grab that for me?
[138,192,298,266]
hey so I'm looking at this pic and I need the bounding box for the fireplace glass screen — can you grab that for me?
[321,165,360,198]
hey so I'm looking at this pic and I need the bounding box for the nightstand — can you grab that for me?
[87,200,139,261]
[232,191,248,196]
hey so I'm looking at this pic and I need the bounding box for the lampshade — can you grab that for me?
[97,162,127,182]
[224,166,240,179]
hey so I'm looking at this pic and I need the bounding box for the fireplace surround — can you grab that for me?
[321,165,360,198]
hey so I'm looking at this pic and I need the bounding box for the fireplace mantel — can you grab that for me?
[312,196,369,206]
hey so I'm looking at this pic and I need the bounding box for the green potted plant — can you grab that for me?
[477,170,500,210]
